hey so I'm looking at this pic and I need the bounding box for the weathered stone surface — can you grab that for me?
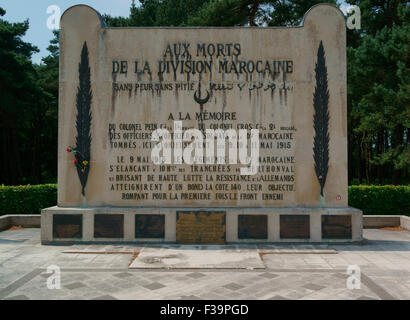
[57,4,348,208]
[4,229,410,300]
[129,248,264,269]
[40,4,363,243]
[41,206,363,243]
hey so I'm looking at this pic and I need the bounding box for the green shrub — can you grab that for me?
[0,184,408,216]
[0,184,57,215]
[348,185,410,215]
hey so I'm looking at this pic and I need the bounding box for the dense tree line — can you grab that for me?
[346,0,409,184]
[0,1,408,186]
[0,8,58,185]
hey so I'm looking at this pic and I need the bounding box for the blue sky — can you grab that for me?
[1,1,350,64]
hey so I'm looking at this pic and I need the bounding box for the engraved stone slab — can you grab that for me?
[40,4,363,244]
[94,214,124,238]
[58,4,349,209]
[280,215,310,239]
[135,214,165,238]
[176,211,225,244]
[238,215,268,239]
[129,247,264,269]
[321,215,352,239]
[53,214,82,238]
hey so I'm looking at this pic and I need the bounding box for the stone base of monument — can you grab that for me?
[41,207,362,244]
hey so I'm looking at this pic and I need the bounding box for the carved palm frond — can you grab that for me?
[313,41,329,197]
[75,42,92,196]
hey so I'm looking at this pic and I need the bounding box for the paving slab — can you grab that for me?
[129,248,265,269]
[0,228,409,300]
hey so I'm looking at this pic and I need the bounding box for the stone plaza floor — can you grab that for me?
[0,228,409,300]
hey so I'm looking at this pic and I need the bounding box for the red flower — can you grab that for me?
[66,147,70,153]
[73,159,78,164]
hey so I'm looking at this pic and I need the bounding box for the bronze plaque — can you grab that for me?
[238,215,268,239]
[53,214,82,238]
[280,215,310,239]
[322,215,352,239]
[176,211,225,244]
[94,214,124,238]
[135,214,165,238]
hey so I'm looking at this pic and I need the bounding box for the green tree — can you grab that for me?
[347,1,409,184]
[102,14,131,27]
[129,0,160,26]
[104,0,336,28]
[33,31,60,183]
[188,0,251,26]
[267,0,337,26]
[347,0,407,35]
[0,7,40,185]
[156,0,209,26]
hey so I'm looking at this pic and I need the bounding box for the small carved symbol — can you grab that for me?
[194,82,210,137]
[194,89,210,105]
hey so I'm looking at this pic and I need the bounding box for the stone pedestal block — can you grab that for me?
[42,206,362,244]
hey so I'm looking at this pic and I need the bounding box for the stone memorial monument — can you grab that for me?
[42,4,363,244]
